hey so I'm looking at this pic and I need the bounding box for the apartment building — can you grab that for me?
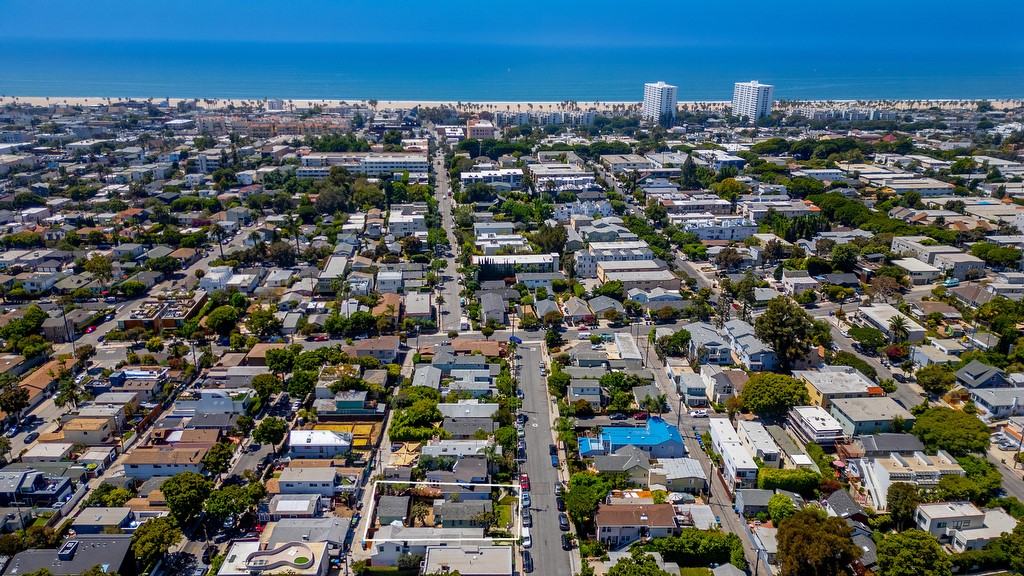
[573,241,654,278]
[732,80,774,121]
[642,81,678,122]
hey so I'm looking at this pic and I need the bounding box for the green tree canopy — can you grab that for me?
[886,482,921,530]
[776,509,860,576]
[201,441,235,475]
[754,297,817,371]
[739,373,809,417]
[205,305,239,336]
[253,417,288,445]
[251,373,283,400]
[768,493,797,525]
[915,364,956,395]
[911,407,989,456]
[757,467,821,498]
[131,516,182,568]
[160,472,213,523]
[606,550,674,576]
[877,529,952,576]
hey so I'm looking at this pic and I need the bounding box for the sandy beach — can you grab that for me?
[1,96,1020,113]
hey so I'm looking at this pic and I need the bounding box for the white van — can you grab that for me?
[577,331,592,340]
[522,527,532,548]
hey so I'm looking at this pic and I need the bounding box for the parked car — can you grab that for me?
[556,497,566,511]
[523,551,534,573]
[520,474,531,491]
[561,534,573,550]
[523,510,533,528]
[549,444,557,456]
[202,546,218,564]
[609,413,628,420]
[551,454,559,467]
[522,492,531,508]
[24,432,39,443]
[690,409,708,418]
[634,412,649,420]
[85,326,97,334]
[559,513,570,531]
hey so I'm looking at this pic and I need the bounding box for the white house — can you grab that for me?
[288,430,353,459]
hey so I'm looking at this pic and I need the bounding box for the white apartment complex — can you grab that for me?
[732,81,775,122]
[642,81,678,122]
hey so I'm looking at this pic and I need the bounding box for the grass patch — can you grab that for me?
[679,569,713,576]
[496,504,512,528]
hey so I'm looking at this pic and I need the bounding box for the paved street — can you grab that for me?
[518,344,574,576]
[825,324,925,410]
[432,152,463,332]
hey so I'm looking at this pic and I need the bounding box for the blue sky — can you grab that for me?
[3,0,1023,51]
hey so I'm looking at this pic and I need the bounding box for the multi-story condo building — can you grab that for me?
[642,81,678,122]
[732,80,775,122]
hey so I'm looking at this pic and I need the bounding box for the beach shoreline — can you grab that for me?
[1,96,1021,112]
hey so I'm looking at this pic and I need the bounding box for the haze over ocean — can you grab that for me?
[2,39,1023,102]
[2,0,1023,102]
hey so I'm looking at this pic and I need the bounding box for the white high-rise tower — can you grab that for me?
[732,80,775,122]
[642,81,678,122]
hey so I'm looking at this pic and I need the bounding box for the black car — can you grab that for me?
[556,497,566,511]
[523,510,533,528]
[559,513,570,531]
[202,545,218,564]
[561,534,573,550]
[549,444,557,456]
[522,551,534,573]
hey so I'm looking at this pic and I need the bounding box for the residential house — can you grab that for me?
[916,502,1019,552]
[795,366,881,409]
[1,535,135,576]
[864,451,964,509]
[823,489,869,524]
[277,467,341,497]
[830,397,915,436]
[648,458,707,494]
[723,320,777,371]
[288,430,353,459]
[123,446,209,479]
[592,446,651,486]
[370,526,484,566]
[578,417,685,459]
[376,495,411,526]
[433,500,494,529]
[787,406,845,449]
[594,504,679,548]
[955,360,1007,389]
[736,420,781,468]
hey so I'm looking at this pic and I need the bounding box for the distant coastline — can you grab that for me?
[3,96,1022,113]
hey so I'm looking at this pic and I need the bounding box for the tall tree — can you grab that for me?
[131,516,182,569]
[886,482,921,531]
[776,509,860,576]
[739,373,809,416]
[876,529,952,576]
[160,472,213,523]
[754,297,816,372]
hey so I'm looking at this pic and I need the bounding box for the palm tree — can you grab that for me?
[888,316,910,343]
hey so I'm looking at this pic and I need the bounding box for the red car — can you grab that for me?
[634,412,649,420]
[313,335,329,341]
[85,326,97,334]
[520,473,531,491]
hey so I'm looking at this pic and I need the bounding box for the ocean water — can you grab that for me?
[1,39,1023,102]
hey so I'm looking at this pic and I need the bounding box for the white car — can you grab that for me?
[690,409,709,418]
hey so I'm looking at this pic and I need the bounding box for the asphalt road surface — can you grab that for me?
[517,345,574,576]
